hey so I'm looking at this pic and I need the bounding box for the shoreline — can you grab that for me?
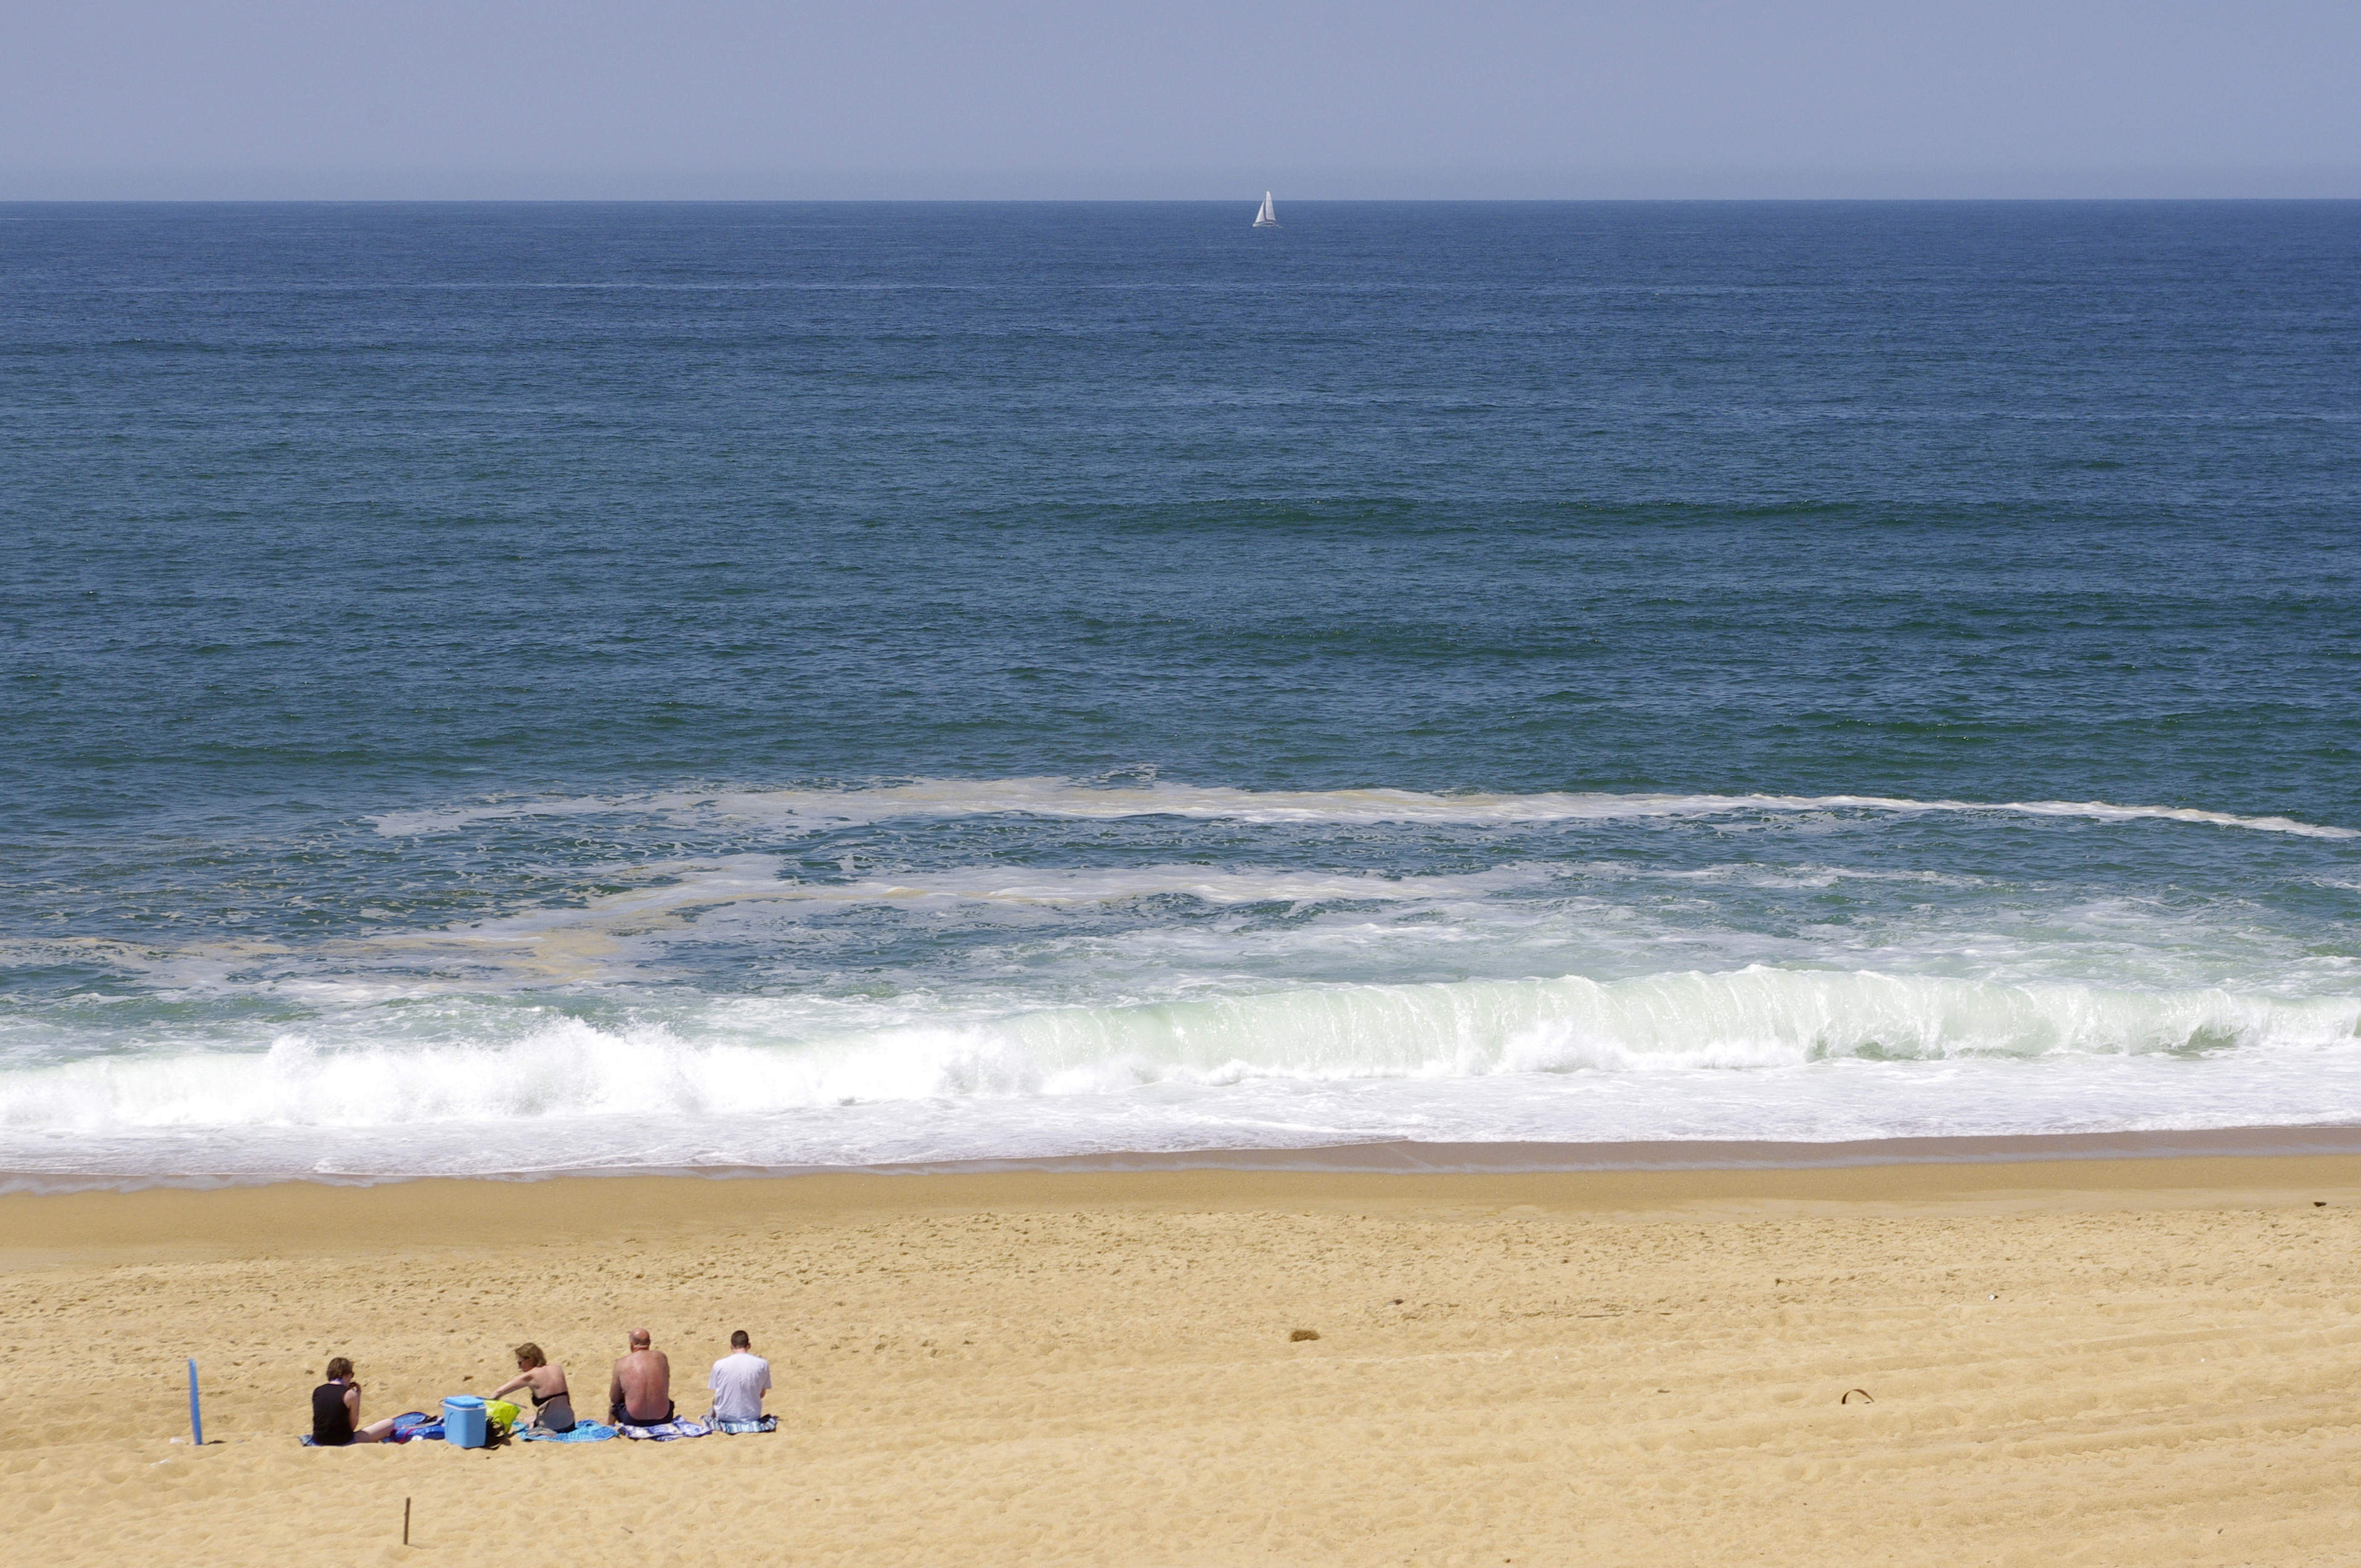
[12,1144,2361,1267]
[10,1121,2361,1198]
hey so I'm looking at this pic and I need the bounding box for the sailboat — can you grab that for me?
[1253,192,1279,228]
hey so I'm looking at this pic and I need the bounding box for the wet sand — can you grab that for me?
[7,1154,2361,1565]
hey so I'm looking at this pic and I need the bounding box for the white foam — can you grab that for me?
[4,969,2353,1143]
[12,854,2346,1021]
[369,779,2358,839]
[10,1018,2361,1185]
[27,777,2361,1180]
[263,860,1551,988]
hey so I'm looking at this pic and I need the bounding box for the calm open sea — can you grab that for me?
[4,200,2359,1184]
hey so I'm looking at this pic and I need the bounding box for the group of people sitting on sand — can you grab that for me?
[310,1328,772,1445]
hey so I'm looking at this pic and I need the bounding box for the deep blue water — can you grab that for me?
[3,202,2359,1182]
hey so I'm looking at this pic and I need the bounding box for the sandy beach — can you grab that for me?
[7,1154,2361,1566]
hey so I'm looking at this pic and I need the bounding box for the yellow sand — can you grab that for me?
[7,1158,2361,1566]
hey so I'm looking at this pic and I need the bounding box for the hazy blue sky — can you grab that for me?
[4,0,2357,198]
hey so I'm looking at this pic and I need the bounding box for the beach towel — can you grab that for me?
[518,1421,619,1443]
[303,1414,438,1447]
[618,1418,710,1442]
[711,1416,777,1434]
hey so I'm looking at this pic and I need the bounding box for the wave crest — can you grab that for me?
[4,968,2354,1133]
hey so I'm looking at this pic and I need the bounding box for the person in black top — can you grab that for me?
[311,1357,400,1446]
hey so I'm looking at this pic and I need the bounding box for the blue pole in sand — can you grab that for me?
[187,1358,203,1446]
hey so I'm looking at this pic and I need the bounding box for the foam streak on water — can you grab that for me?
[366,783,2360,839]
[6,777,2361,1184]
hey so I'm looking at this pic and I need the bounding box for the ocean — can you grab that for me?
[3,200,2358,1186]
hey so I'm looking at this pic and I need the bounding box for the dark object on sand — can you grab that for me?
[1290,1328,1320,1342]
[1841,1388,1874,1404]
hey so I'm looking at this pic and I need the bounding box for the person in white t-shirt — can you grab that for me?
[707,1329,772,1424]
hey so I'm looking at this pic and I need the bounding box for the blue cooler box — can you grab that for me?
[442,1395,488,1448]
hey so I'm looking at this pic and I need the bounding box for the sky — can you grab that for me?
[3,0,2358,199]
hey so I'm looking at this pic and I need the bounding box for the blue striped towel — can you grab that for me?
[517,1421,618,1443]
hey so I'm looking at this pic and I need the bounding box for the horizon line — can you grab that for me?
[9,194,2361,206]
[6,165,2360,205]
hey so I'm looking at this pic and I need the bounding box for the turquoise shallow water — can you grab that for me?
[3,201,2359,1181]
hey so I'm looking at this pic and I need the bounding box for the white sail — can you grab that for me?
[1254,192,1278,227]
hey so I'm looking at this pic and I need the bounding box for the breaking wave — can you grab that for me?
[5,968,2354,1134]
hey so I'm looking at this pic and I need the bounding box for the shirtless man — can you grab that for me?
[608,1328,673,1426]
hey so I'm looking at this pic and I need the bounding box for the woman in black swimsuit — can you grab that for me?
[485,1342,576,1433]
[311,1357,401,1445]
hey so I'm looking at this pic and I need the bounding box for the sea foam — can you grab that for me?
[367,780,2360,839]
[4,968,2352,1137]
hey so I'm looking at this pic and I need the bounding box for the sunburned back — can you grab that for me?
[614,1348,669,1419]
